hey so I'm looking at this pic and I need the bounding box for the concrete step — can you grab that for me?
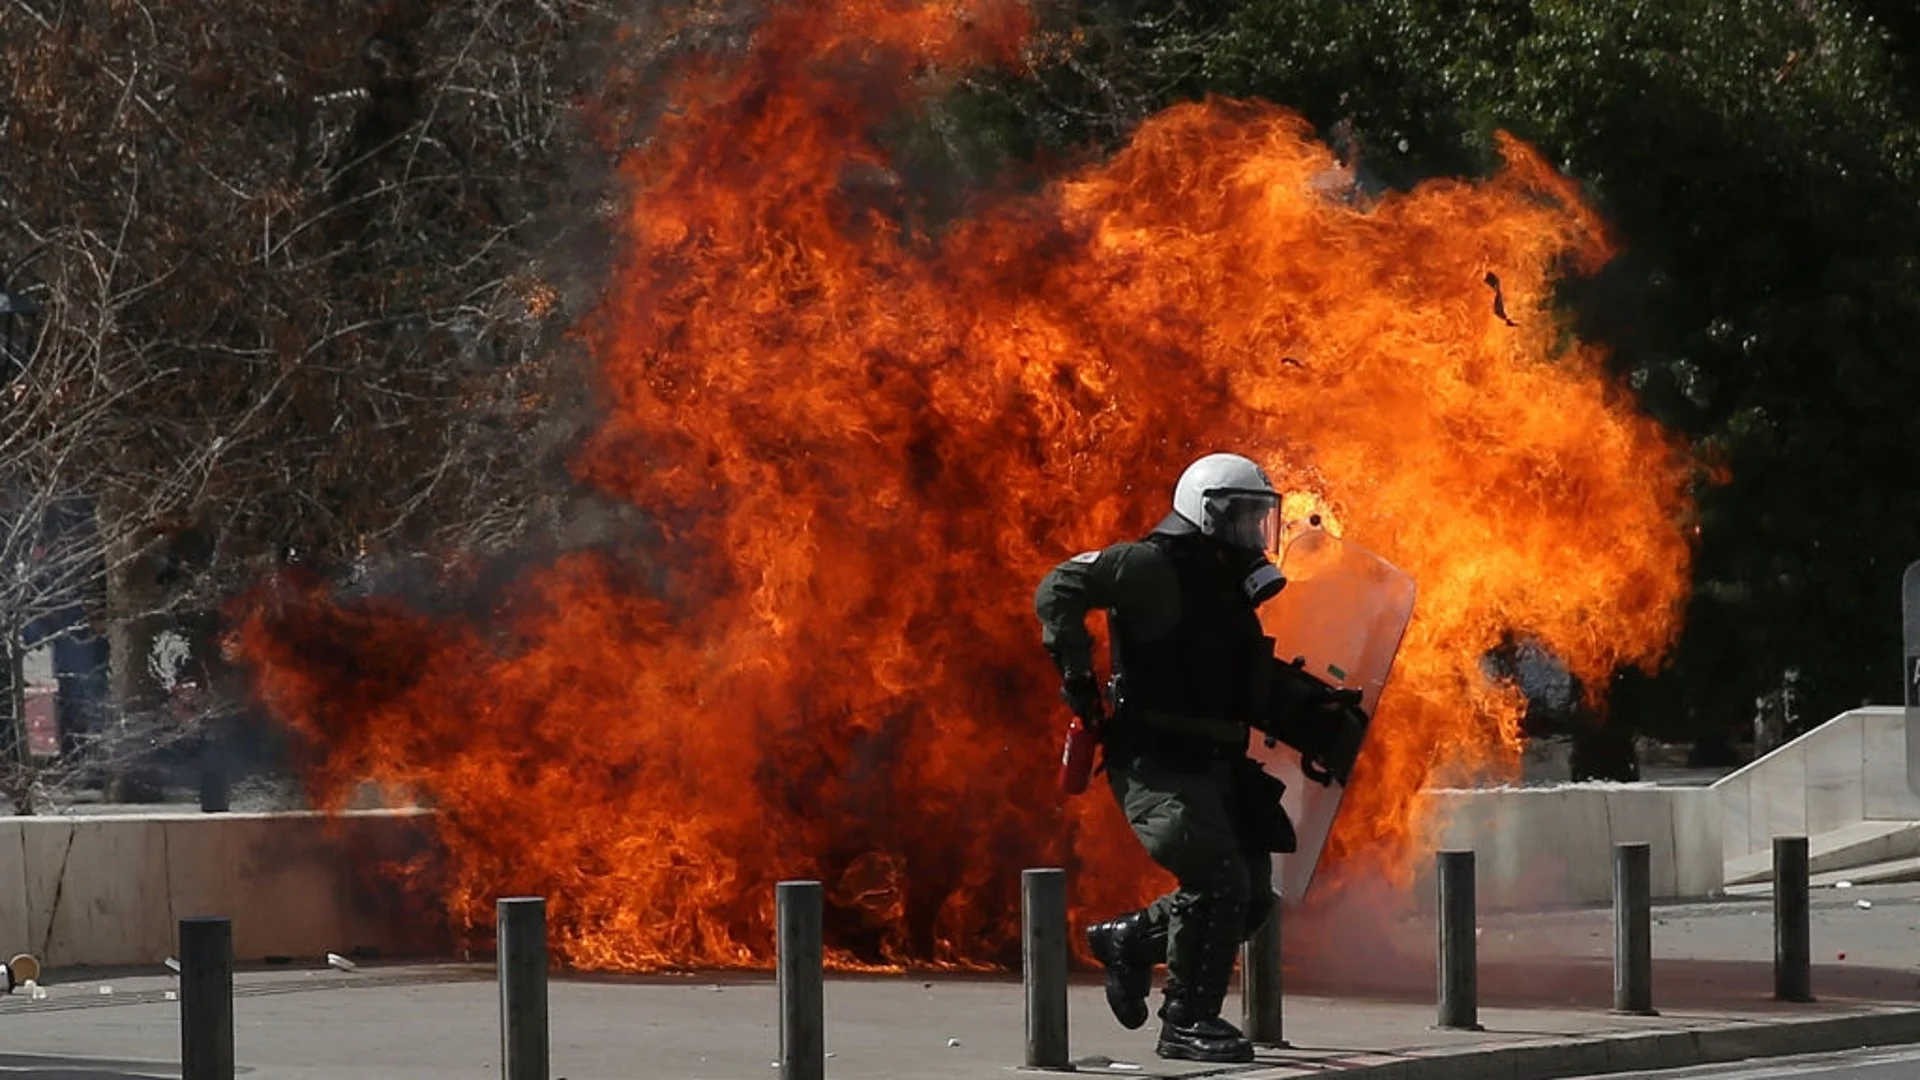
[1724,819,1920,885]
[1723,854,1920,896]
[1819,854,1920,887]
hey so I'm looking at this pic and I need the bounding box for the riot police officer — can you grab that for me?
[1032,451,1296,1064]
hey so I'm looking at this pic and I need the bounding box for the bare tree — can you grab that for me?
[0,239,219,810]
[0,0,643,808]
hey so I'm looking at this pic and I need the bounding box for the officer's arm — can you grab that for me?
[1032,542,1180,676]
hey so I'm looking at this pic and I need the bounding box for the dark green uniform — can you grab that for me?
[1034,522,1280,1034]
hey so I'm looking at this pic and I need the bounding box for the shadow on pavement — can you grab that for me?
[0,1053,179,1078]
[1287,956,1920,1010]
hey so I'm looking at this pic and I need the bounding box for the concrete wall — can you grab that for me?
[1,784,1736,970]
[1415,785,1724,909]
[0,810,446,969]
[1714,707,1920,864]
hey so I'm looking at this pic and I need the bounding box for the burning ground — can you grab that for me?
[232,0,1697,971]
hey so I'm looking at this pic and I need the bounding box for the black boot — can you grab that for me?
[1156,890,1253,1064]
[1156,991,1255,1063]
[1085,910,1165,1030]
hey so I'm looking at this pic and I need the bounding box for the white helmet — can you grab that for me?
[1172,452,1282,554]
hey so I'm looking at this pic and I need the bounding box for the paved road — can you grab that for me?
[1588,1044,1920,1079]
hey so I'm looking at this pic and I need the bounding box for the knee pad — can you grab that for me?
[1177,850,1252,898]
[1170,882,1249,934]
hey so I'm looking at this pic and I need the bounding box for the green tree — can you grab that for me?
[964,0,1920,760]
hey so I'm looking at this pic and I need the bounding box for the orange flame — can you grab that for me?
[233,0,1694,971]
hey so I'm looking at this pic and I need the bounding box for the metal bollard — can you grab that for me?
[497,897,550,1080]
[1612,842,1656,1015]
[1773,837,1814,1002]
[179,917,234,1080]
[1435,850,1482,1030]
[1021,868,1070,1068]
[778,881,825,1080]
[1241,900,1288,1047]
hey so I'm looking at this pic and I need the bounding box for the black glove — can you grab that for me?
[1301,696,1367,787]
[1060,669,1106,726]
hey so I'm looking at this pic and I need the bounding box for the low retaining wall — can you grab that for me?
[0,810,446,969]
[1414,785,1724,909]
[3,786,1722,969]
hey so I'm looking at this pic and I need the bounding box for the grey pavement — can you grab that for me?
[1282,881,1920,1007]
[4,883,1920,1079]
[6,964,1912,1080]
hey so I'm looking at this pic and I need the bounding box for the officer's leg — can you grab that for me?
[1122,760,1256,1063]
[1086,764,1175,1030]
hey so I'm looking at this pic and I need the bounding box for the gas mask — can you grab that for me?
[1205,490,1285,606]
[1238,552,1286,607]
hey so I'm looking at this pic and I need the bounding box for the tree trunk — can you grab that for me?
[102,506,169,802]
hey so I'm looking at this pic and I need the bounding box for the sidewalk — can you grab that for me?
[1284,881,1920,1008]
[4,964,1919,1080]
[4,884,1919,1079]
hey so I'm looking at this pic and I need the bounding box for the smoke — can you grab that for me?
[1286,870,1428,998]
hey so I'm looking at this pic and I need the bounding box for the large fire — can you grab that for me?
[233,0,1695,971]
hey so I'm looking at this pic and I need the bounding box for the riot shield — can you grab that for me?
[1246,527,1417,905]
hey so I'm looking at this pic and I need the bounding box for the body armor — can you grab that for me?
[1108,521,1270,754]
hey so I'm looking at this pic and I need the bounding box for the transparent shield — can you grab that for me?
[1246,527,1417,905]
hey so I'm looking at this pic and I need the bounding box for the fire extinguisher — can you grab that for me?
[1056,671,1108,796]
[1057,713,1099,795]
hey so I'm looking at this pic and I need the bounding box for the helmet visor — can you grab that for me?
[1205,490,1281,555]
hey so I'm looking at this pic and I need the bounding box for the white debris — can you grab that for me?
[947,1037,961,1048]
[825,1052,836,1059]
[1857,900,1874,910]
[1112,1064,1144,1072]
[98,986,113,995]
[164,991,177,1002]
[1835,881,1854,889]
[164,958,181,974]
[28,982,46,1001]
[326,953,357,972]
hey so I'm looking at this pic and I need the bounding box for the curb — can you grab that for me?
[1235,1007,1920,1080]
